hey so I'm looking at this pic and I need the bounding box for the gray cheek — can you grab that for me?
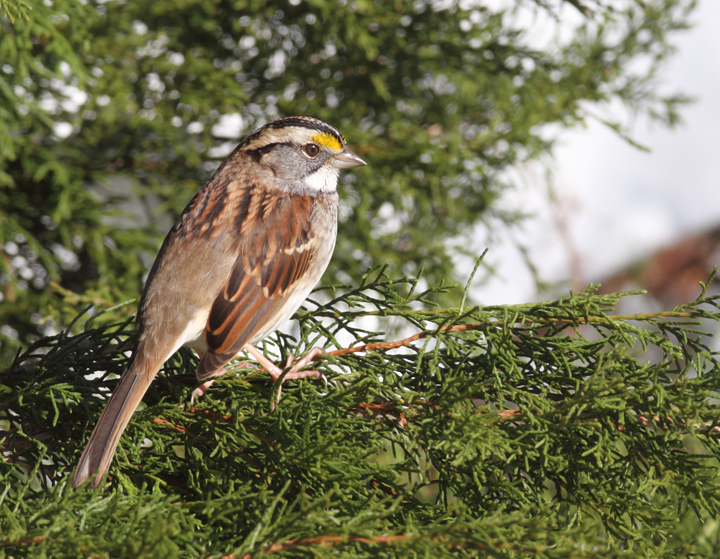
[265,147,314,179]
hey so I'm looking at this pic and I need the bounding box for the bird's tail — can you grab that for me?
[72,367,152,488]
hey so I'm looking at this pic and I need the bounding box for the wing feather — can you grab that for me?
[196,192,318,380]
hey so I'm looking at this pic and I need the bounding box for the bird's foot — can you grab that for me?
[190,381,214,406]
[243,345,326,406]
[190,361,254,405]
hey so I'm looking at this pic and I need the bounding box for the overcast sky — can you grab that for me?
[476,0,720,305]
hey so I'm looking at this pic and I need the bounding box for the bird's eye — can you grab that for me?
[303,143,320,158]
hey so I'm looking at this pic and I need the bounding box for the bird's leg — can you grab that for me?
[243,344,325,405]
[281,347,327,381]
[190,350,254,405]
[191,345,325,405]
[243,344,325,382]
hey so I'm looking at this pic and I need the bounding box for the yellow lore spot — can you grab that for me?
[311,132,342,151]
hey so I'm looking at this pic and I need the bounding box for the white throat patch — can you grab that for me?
[303,165,340,193]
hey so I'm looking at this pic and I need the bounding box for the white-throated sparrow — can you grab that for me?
[72,116,366,488]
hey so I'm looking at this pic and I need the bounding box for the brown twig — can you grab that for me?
[317,323,482,360]
[151,418,186,433]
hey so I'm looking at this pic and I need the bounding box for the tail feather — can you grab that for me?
[72,367,152,488]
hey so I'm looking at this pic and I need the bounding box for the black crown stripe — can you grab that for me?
[269,117,345,144]
[241,116,345,148]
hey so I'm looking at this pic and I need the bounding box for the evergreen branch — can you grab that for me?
[238,533,567,557]
[311,306,719,361]
[0,0,31,25]
[0,531,607,557]
[48,282,134,311]
[3,272,720,556]
[299,302,717,323]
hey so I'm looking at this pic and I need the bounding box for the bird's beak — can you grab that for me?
[331,148,367,169]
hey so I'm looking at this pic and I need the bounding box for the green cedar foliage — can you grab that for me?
[3,0,717,557]
[2,268,720,557]
[0,0,694,362]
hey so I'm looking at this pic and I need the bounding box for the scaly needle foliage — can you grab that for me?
[2,267,720,557]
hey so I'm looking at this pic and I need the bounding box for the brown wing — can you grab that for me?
[196,190,317,380]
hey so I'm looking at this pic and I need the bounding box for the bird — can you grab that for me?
[72,116,366,488]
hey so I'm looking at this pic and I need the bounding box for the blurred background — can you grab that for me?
[1,0,717,364]
[480,0,720,307]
